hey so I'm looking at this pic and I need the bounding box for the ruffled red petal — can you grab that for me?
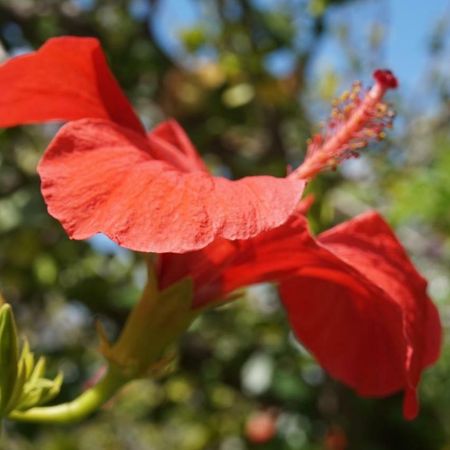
[279,212,441,419]
[0,37,144,134]
[38,118,305,253]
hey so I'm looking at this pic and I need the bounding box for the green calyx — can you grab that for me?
[99,275,197,379]
[0,302,63,419]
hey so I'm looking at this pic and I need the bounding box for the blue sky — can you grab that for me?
[71,0,450,97]
[149,0,449,100]
[388,0,449,87]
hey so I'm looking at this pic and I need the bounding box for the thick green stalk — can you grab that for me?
[8,366,127,425]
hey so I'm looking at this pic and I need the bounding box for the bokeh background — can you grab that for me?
[0,0,449,448]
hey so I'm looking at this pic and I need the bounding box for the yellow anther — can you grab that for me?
[340,91,350,101]
[344,104,353,114]
[364,129,377,137]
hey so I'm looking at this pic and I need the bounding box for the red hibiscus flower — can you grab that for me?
[0,37,394,253]
[0,37,441,420]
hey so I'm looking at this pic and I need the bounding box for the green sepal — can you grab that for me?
[14,371,63,412]
[13,354,63,412]
[101,277,197,378]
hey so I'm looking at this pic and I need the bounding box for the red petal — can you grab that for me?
[38,119,305,253]
[0,37,144,134]
[158,211,316,306]
[148,119,209,172]
[280,212,441,419]
[160,209,440,418]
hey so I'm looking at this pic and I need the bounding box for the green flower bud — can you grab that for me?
[0,303,19,415]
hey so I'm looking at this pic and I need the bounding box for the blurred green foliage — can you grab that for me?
[0,0,449,449]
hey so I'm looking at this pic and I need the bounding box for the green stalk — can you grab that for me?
[8,366,127,425]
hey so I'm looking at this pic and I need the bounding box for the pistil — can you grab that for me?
[295,69,398,181]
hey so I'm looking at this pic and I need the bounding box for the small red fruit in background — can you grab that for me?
[245,410,278,444]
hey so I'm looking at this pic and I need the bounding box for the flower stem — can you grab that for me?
[7,366,128,425]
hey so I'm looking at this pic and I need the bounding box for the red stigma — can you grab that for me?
[373,69,398,89]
